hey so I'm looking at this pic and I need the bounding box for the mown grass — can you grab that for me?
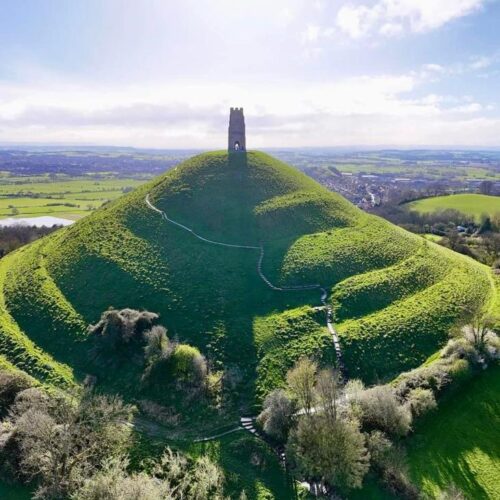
[406,193,500,221]
[407,365,500,499]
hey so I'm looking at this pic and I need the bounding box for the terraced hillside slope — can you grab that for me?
[0,151,494,405]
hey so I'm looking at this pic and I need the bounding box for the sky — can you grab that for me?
[1,0,500,148]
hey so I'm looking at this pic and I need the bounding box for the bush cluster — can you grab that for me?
[91,308,209,390]
[0,379,230,499]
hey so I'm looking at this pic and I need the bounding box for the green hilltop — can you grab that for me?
[0,150,496,407]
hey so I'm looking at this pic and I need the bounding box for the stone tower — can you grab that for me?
[228,107,246,152]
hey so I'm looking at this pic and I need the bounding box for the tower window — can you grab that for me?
[234,141,240,151]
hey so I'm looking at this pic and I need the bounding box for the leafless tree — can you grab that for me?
[286,358,317,417]
[315,368,343,423]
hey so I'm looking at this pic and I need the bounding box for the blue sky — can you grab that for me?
[1,0,500,148]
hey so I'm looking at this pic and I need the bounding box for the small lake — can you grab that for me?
[0,216,74,227]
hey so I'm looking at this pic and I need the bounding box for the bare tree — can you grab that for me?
[286,358,317,417]
[468,313,495,352]
[10,389,134,498]
[316,368,343,423]
[257,389,294,442]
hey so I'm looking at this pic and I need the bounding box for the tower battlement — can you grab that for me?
[228,107,246,152]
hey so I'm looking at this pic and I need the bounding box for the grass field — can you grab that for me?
[0,177,147,220]
[406,193,500,221]
[408,365,500,499]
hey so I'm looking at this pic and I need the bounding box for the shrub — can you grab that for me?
[144,326,172,364]
[0,370,33,418]
[365,431,393,469]
[407,388,437,417]
[442,338,479,363]
[357,386,412,437]
[380,446,419,500]
[89,308,159,365]
[438,483,465,500]
[257,389,294,442]
[142,325,174,381]
[89,308,159,344]
[151,447,226,499]
[73,456,171,500]
[170,345,207,385]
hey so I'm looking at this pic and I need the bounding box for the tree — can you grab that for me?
[468,313,495,352]
[482,233,500,263]
[257,389,294,442]
[479,180,493,195]
[10,389,134,498]
[288,414,369,491]
[316,368,343,423]
[286,358,317,417]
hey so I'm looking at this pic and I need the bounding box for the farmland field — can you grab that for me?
[406,193,500,221]
[0,176,149,220]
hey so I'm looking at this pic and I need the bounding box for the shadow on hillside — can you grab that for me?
[409,368,500,499]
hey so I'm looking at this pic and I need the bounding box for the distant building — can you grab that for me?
[228,107,246,152]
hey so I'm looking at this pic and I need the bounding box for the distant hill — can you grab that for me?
[0,151,495,408]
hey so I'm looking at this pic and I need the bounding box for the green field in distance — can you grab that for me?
[0,175,148,220]
[406,193,500,221]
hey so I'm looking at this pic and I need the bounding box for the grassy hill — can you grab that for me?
[406,193,500,221]
[407,365,500,499]
[0,151,495,408]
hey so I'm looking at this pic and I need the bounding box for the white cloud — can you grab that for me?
[469,55,494,70]
[0,64,494,148]
[336,0,485,39]
[449,102,483,113]
[302,24,322,43]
